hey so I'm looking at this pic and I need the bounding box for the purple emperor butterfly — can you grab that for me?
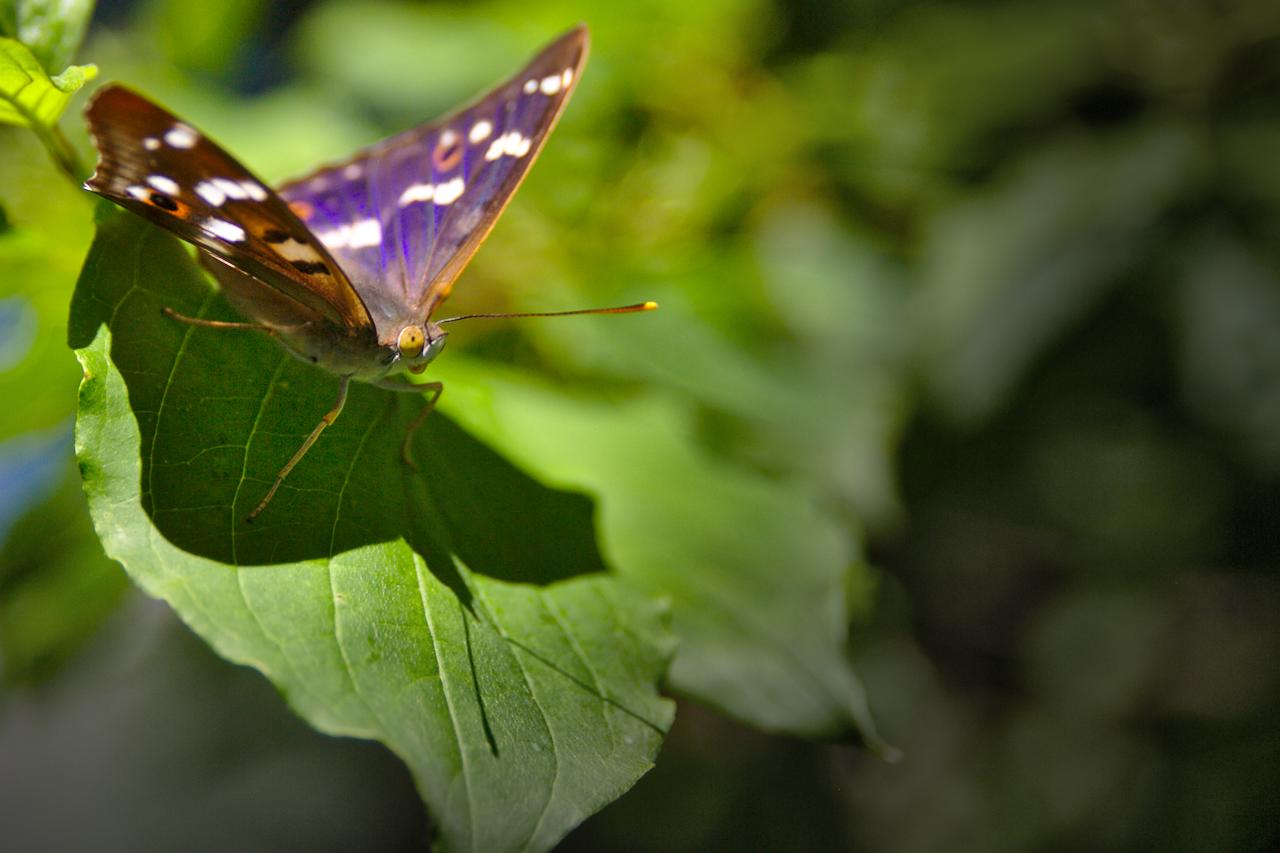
[83,25,655,521]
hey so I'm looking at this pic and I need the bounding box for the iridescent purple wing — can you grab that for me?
[84,85,376,337]
[277,25,589,331]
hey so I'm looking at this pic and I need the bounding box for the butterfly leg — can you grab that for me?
[163,307,278,335]
[368,378,443,471]
[247,374,352,523]
[401,383,443,471]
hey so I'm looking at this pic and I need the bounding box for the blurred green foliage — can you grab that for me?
[2,0,1279,849]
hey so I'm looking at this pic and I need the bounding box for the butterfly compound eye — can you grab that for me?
[397,325,426,359]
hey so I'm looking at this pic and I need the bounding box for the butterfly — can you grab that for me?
[83,24,654,521]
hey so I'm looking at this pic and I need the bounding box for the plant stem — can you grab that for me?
[36,121,87,186]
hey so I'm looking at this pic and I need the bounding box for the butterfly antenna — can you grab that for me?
[437,301,658,325]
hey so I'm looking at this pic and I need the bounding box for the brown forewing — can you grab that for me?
[83,85,375,338]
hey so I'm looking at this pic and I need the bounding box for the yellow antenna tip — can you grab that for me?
[642,301,660,311]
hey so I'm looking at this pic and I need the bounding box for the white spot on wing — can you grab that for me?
[469,120,493,144]
[212,178,248,200]
[164,123,198,149]
[143,137,161,151]
[196,181,226,206]
[125,185,148,201]
[433,177,465,205]
[205,218,246,242]
[343,164,362,180]
[348,219,382,248]
[241,181,268,201]
[398,183,435,207]
[484,132,531,161]
[146,175,180,195]
[523,79,538,94]
[540,74,562,95]
[271,238,322,262]
[317,228,345,249]
[562,68,573,88]
[316,219,382,249]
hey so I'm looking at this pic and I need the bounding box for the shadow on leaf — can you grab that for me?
[68,208,606,589]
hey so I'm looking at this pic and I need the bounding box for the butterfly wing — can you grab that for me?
[277,24,589,328]
[84,85,376,338]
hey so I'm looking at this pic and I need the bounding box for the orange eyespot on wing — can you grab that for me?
[432,130,464,172]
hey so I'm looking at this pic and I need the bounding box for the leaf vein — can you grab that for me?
[415,554,477,850]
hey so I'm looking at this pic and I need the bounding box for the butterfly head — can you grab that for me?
[395,322,447,375]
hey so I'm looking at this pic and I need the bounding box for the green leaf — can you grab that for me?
[431,360,886,749]
[0,35,94,128]
[70,209,674,853]
[0,0,96,72]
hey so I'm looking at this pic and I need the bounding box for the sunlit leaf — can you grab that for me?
[70,210,674,852]
[0,35,94,128]
[0,0,95,72]
[433,360,886,748]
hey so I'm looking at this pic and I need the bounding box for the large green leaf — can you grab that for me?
[432,359,884,747]
[70,208,674,853]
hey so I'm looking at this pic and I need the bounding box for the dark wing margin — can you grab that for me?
[83,85,375,337]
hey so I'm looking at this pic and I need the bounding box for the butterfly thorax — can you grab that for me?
[267,315,447,382]
[204,250,445,381]
[267,314,446,381]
